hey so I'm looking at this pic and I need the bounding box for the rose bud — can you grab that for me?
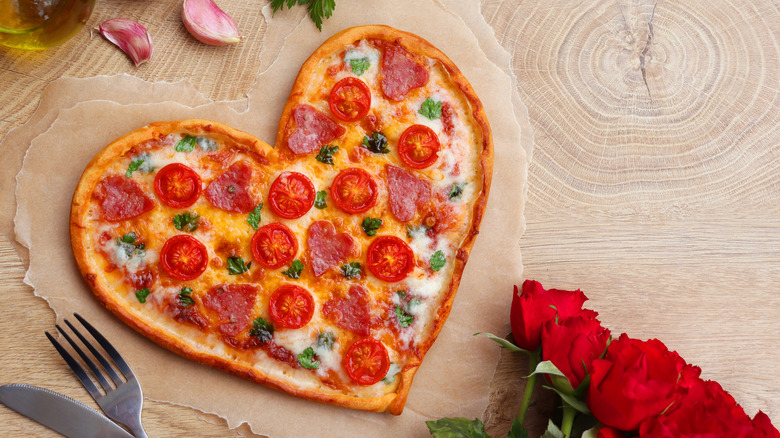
[97,19,153,67]
[587,334,686,431]
[541,313,610,391]
[510,280,594,351]
[182,0,241,46]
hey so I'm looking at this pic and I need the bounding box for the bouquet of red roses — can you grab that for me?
[427,280,780,438]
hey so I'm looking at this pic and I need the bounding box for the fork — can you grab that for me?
[45,313,148,438]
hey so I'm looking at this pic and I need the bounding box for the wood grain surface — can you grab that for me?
[2,0,780,437]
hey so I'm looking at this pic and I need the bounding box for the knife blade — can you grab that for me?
[0,384,134,438]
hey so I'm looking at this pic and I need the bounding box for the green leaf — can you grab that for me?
[430,250,446,272]
[542,385,592,415]
[425,417,490,438]
[178,287,194,307]
[395,305,413,327]
[350,58,370,76]
[271,0,335,31]
[297,346,320,369]
[477,332,527,353]
[581,427,600,438]
[361,217,383,236]
[449,182,467,200]
[314,190,327,209]
[506,416,530,438]
[541,420,565,438]
[529,360,568,379]
[121,232,137,244]
[125,158,143,177]
[316,331,335,350]
[247,203,263,230]
[173,212,199,232]
[125,153,153,177]
[341,262,362,279]
[135,288,151,303]
[315,145,339,165]
[249,317,275,344]
[174,135,197,152]
[282,259,304,279]
[227,256,251,275]
[419,97,442,120]
[362,132,390,154]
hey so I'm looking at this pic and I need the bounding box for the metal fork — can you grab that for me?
[45,313,148,438]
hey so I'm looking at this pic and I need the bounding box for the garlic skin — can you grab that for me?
[97,19,153,67]
[182,0,241,46]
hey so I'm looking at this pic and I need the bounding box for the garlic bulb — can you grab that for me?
[182,0,241,46]
[97,19,153,67]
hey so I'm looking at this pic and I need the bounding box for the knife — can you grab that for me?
[0,383,134,438]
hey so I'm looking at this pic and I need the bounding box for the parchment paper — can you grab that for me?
[11,0,531,436]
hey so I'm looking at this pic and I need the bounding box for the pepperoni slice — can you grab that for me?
[93,175,155,222]
[329,77,372,122]
[154,163,202,208]
[268,172,316,219]
[204,161,254,213]
[398,125,441,169]
[269,284,314,329]
[386,165,431,222]
[322,284,371,337]
[202,284,258,337]
[287,105,347,154]
[251,223,298,269]
[330,168,378,214]
[381,44,429,101]
[367,236,415,282]
[343,338,390,385]
[307,220,356,277]
[160,235,209,280]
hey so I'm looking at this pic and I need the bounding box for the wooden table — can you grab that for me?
[2,1,779,436]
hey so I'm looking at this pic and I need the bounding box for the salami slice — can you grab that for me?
[307,220,356,276]
[202,284,258,337]
[386,165,431,222]
[323,284,371,336]
[93,175,155,222]
[381,44,429,101]
[287,105,346,154]
[205,160,255,213]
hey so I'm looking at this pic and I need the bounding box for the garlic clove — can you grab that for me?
[97,19,153,67]
[182,0,241,46]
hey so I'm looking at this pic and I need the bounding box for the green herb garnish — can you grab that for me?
[430,250,446,272]
[362,132,389,154]
[270,0,335,31]
[419,97,442,120]
[249,317,275,344]
[227,256,251,275]
[135,288,151,303]
[350,58,370,76]
[340,262,362,279]
[120,232,137,244]
[178,287,195,307]
[315,145,339,165]
[174,135,197,152]
[282,260,304,279]
[247,203,263,230]
[449,182,466,201]
[173,212,199,232]
[125,153,153,177]
[396,305,414,327]
[297,347,320,369]
[314,190,327,209]
[361,217,383,236]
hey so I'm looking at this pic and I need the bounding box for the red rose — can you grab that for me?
[753,411,780,438]
[587,334,685,431]
[510,280,592,351]
[541,314,610,389]
[598,427,625,438]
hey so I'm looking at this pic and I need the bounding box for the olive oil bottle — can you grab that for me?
[0,0,95,50]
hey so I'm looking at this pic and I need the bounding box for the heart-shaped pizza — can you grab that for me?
[70,25,492,414]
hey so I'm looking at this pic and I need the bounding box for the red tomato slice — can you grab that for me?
[343,338,390,385]
[268,172,316,219]
[366,236,415,282]
[269,284,314,329]
[329,77,371,122]
[154,163,202,208]
[330,168,378,214]
[160,235,208,280]
[398,124,441,169]
[251,223,298,269]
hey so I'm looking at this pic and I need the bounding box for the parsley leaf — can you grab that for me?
[126,153,153,177]
[425,417,490,438]
[430,250,446,272]
[247,203,263,230]
[396,305,414,327]
[362,132,389,154]
[314,190,327,209]
[341,262,362,279]
[350,58,370,76]
[121,232,137,244]
[361,217,383,236]
[135,288,151,303]
[316,331,335,350]
[449,182,467,200]
[227,256,251,275]
[249,317,275,344]
[173,212,199,232]
[126,158,143,177]
[118,233,145,258]
[282,259,304,279]
[270,0,335,31]
[315,145,339,165]
[419,97,443,120]
[174,135,197,152]
[297,347,320,369]
[178,287,194,307]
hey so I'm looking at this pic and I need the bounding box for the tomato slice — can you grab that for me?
[366,236,415,282]
[160,235,209,280]
[269,284,314,329]
[330,168,378,214]
[398,124,441,169]
[329,77,371,122]
[251,223,298,269]
[268,172,316,219]
[343,338,390,385]
[154,163,202,208]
